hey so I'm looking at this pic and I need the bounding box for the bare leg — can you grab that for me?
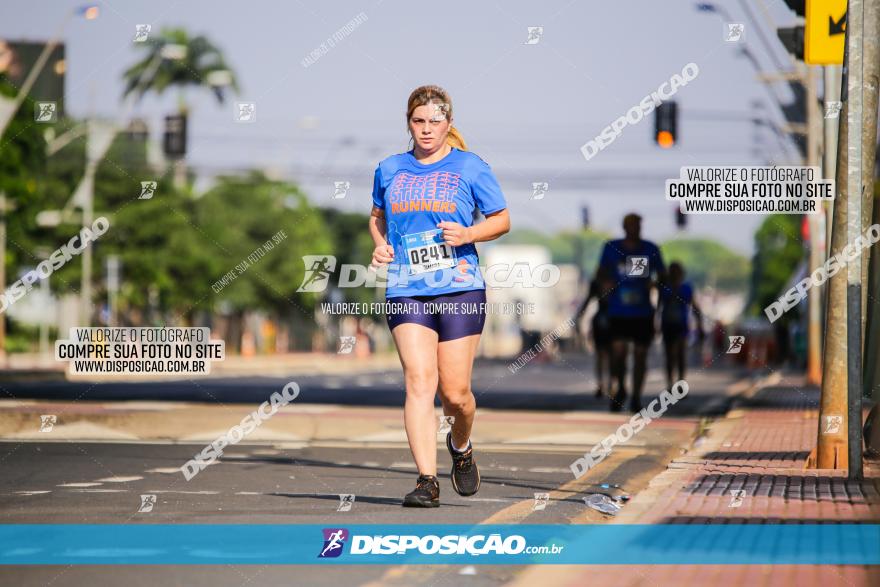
[610,339,628,409]
[632,343,648,410]
[437,334,480,450]
[391,323,439,476]
[675,338,686,382]
[594,344,607,396]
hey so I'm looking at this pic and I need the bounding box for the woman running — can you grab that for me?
[368,85,510,507]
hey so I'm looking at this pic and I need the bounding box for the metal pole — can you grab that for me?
[815,14,854,472]
[861,0,880,403]
[806,64,823,385]
[846,0,865,481]
[824,66,842,260]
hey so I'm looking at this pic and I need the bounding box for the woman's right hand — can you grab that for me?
[371,244,395,268]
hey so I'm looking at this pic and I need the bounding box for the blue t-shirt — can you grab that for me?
[598,239,665,318]
[660,282,694,330]
[371,147,507,299]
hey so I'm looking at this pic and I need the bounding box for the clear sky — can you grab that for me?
[0,0,807,255]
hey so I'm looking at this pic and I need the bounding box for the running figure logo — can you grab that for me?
[524,26,544,45]
[139,181,157,200]
[825,101,843,119]
[235,102,256,123]
[39,414,57,432]
[531,182,549,200]
[297,255,337,292]
[725,23,744,42]
[337,336,356,354]
[438,415,455,436]
[138,494,157,513]
[822,415,843,434]
[318,528,349,558]
[533,492,550,511]
[134,24,151,42]
[627,256,648,277]
[429,102,449,122]
[337,494,355,512]
[332,181,350,199]
[35,102,57,123]
[728,489,746,508]
[727,336,745,354]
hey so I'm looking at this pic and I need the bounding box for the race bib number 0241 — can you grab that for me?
[403,229,456,275]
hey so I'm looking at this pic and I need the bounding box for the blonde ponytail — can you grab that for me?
[446,125,468,151]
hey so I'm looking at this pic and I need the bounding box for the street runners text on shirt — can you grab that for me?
[320,301,535,316]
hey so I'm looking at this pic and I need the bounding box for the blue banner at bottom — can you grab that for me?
[1,524,878,565]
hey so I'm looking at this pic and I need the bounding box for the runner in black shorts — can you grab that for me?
[596,214,666,412]
[368,85,510,507]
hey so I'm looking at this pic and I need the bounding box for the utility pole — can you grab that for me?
[844,0,866,480]
[806,63,823,385]
[861,0,880,405]
[854,0,880,468]
[816,0,875,479]
[824,65,842,258]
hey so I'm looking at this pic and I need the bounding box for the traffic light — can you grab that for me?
[654,101,677,148]
[777,0,806,60]
[783,0,805,16]
[163,114,187,158]
[777,26,805,60]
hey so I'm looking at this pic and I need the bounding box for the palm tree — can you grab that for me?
[122,27,240,112]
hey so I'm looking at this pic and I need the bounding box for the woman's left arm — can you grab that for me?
[438,209,510,246]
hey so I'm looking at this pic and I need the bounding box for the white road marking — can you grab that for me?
[95,476,143,483]
[146,490,220,495]
[58,482,102,488]
[8,422,139,440]
[527,467,571,474]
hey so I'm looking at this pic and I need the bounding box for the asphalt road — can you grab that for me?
[0,356,744,586]
[0,356,738,416]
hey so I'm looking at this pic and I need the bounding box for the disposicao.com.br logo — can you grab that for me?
[317,528,564,558]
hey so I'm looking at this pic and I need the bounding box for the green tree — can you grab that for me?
[504,228,611,277]
[122,28,239,111]
[195,173,331,318]
[746,214,804,315]
[660,238,750,291]
[318,208,378,306]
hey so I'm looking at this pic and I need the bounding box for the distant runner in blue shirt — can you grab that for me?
[596,213,666,412]
[659,262,704,392]
[368,85,510,508]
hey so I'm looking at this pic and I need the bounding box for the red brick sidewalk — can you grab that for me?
[516,376,880,587]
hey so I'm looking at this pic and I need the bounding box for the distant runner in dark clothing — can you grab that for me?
[658,262,704,391]
[576,277,612,398]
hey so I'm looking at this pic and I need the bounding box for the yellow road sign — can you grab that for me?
[805,0,847,64]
